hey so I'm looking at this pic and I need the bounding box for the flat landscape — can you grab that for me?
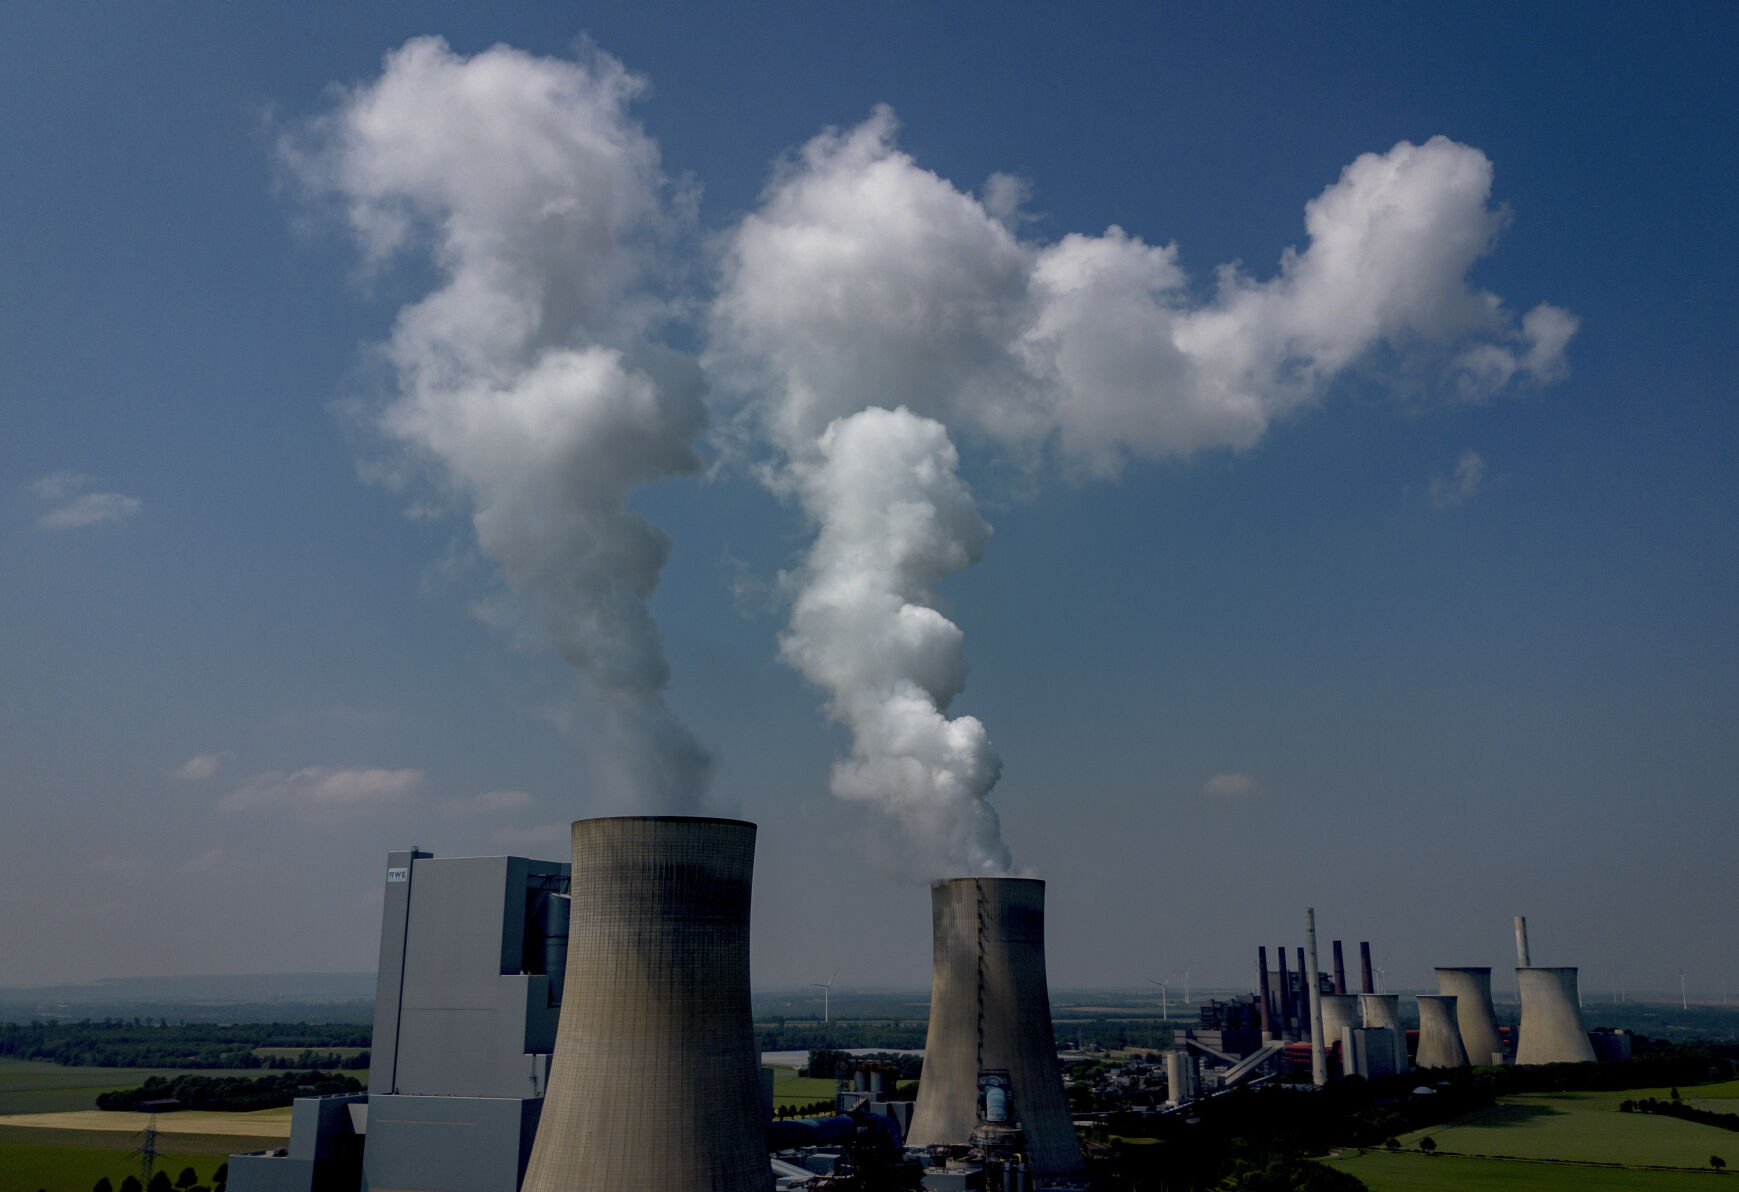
[1326,1079,1739,1190]
[0,1061,268,1117]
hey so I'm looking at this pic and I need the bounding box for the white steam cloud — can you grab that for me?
[282,37,710,811]
[709,107,1576,875]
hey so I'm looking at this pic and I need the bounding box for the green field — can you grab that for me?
[1325,1079,1737,1190]
[768,1065,842,1110]
[0,1062,269,1117]
[1324,1151,1722,1191]
[0,1141,229,1192]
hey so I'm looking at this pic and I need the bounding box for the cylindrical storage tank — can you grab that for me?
[908,878,1084,1175]
[1515,967,1596,1065]
[521,817,771,1192]
[1436,967,1503,1066]
[1360,993,1407,1072]
[1165,1049,1188,1105]
[1414,995,1470,1068]
[1319,995,1359,1068]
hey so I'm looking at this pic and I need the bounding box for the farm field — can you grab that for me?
[1324,1151,1720,1191]
[0,1061,265,1116]
[0,1141,233,1192]
[0,1108,290,1137]
[768,1065,842,1111]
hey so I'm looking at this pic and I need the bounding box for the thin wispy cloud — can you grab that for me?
[1203,772,1261,798]
[221,766,425,817]
[443,789,536,817]
[171,753,233,782]
[29,472,142,530]
[1430,449,1487,509]
[491,821,570,852]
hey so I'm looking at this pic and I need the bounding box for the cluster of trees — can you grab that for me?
[1620,1088,1739,1132]
[0,1019,369,1069]
[90,1163,226,1192]
[96,1071,362,1112]
[755,1022,925,1052]
[802,1049,922,1081]
[1055,1018,1177,1051]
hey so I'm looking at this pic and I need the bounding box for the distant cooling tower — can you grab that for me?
[1515,967,1596,1065]
[1436,967,1504,1065]
[521,817,771,1192]
[908,878,1084,1176]
[1360,993,1407,1072]
[1414,995,1470,1069]
[1318,994,1359,1065]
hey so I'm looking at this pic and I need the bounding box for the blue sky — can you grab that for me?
[2,2,1734,998]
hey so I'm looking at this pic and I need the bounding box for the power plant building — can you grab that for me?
[907,877,1084,1177]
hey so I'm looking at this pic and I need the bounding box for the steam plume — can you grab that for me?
[710,107,1576,873]
[283,37,710,810]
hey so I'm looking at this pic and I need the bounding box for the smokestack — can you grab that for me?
[1360,941,1374,995]
[1515,967,1596,1065]
[1257,947,1274,1041]
[1436,968,1503,1066]
[1514,916,1531,967]
[1332,940,1347,996]
[1415,995,1470,1069]
[1305,909,1327,1086]
[521,817,770,1192]
[1296,947,1309,1030]
[1275,946,1292,1039]
[908,878,1084,1176]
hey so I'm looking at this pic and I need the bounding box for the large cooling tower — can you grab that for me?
[908,878,1084,1175]
[1360,993,1407,1072]
[521,817,771,1192]
[1515,967,1596,1065]
[1436,967,1503,1065]
[1414,995,1470,1068]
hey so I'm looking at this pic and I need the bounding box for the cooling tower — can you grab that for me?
[908,877,1084,1175]
[1319,994,1359,1065]
[1436,967,1504,1065]
[1360,993,1407,1072]
[1515,967,1596,1065]
[1414,995,1470,1068]
[521,816,771,1192]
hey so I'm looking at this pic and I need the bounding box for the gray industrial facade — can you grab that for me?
[231,849,572,1192]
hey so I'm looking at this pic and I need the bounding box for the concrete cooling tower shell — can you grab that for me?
[1516,967,1596,1065]
[1318,995,1359,1058]
[1414,995,1470,1069]
[1436,967,1503,1065]
[908,877,1084,1175]
[1360,993,1407,1072]
[521,817,771,1192]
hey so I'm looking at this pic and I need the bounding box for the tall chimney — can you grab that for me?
[1359,941,1374,995]
[1257,947,1274,1041]
[1304,910,1327,1086]
[521,817,771,1192]
[1332,940,1347,996]
[908,878,1084,1176]
[1296,947,1309,1025]
[1275,945,1292,1039]
[1514,916,1531,967]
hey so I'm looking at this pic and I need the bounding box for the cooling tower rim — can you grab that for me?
[1516,965,1579,975]
[931,875,1044,890]
[1435,966,1493,975]
[571,814,757,828]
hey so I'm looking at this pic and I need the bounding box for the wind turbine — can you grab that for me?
[1680,971,1688,1011]
[812,970,838,1023]
[1182,968,1192,1005]
[1375,966,1387,994]
[1149,976,1172,1021]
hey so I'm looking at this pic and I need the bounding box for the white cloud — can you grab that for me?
[1203,772,1261,798]
[221,766,425,816]
[179,848,224,875]
[443,789,535,816]
[491,821,571,853]
[29,472,142,530]
[1430,450,1487,509]
[171,752,232,782]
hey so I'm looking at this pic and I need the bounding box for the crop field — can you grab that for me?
[768,1065,842,1110]
[0,1109,290,1138]
[1325,1078,1737,1190]
[0,1061,261,1117]
[0,1141,232,1192]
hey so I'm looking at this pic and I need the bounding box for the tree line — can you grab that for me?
[96,1071,363,1112]
[0,1019,369,1069]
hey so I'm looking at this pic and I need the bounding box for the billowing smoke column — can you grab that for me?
[523,816,770,1192]
[710,108,1575,873]
[1436,967,1504,1065]
[908,878,1084,1175]
[1414,995,1470,1069]
[283,38,711,810]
